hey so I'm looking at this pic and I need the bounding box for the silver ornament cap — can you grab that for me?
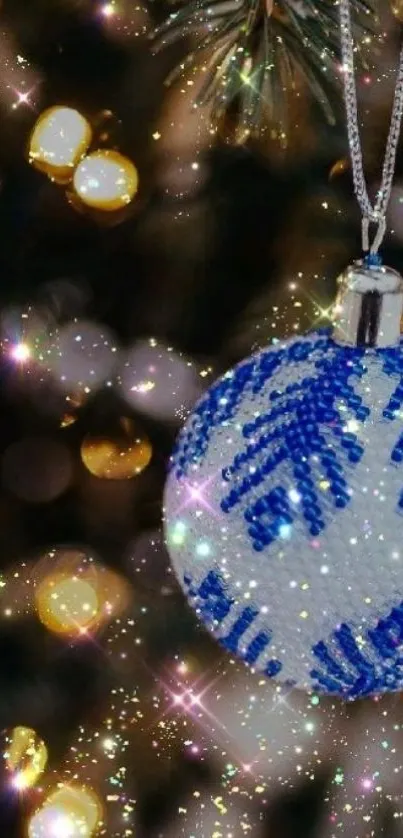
[332,258,403,348]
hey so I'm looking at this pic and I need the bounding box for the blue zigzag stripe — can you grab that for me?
[311,604,403,699]
[184,569,403,698]
[183,570,282,678]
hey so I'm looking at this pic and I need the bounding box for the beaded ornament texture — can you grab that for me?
[164,329,403,699]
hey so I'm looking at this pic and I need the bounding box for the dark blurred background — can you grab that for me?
[0,1,402,836]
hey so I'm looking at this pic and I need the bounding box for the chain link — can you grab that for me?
[339,0,403,252]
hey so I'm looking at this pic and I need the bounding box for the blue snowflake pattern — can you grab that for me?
[220,341,370,548]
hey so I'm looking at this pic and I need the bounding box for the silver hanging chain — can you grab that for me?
[339,0,403,254]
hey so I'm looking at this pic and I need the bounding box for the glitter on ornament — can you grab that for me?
[164,260,403,700]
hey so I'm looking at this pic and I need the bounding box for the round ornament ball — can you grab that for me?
[164,260,403,700]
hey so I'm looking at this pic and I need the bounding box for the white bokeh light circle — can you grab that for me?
[117,339,201,421]
[46,320,118,393]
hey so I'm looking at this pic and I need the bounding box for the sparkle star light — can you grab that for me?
[10,342,31,363]
[101,2,116,16]
[12,88,35,110]
[168,474,222,520]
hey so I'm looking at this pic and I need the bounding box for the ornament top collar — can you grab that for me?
[332,260,403,349]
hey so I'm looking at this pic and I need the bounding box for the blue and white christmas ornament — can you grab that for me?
[164,260,403,700]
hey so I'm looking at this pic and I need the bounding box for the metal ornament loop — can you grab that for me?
[362,216,387,255]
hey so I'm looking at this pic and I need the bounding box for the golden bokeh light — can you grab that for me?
[34,548,131,638]
[329,157,349,180]
[391,0,403,22]
[4,726,48,790]
[72,149,139,211]
[28,783,103,838]
[35,573,99,637]
[81,418,152,479]
[60,413,78,429]
[28,106,92,184]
